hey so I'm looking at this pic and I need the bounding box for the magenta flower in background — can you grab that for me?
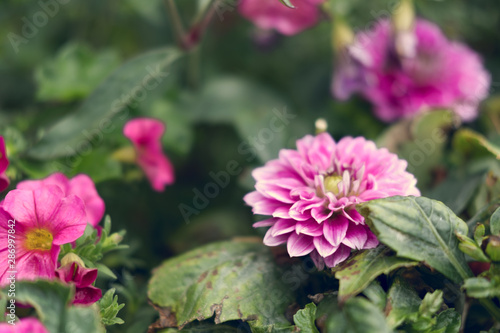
[123,118,175,192]
[17,173,105,227]
[0,186,86,286]
[332,19,491,122]
[244,133,420,269]
[0,317,49,333]
[55,262,102,305]
[238,0,324,36]
[0,137,9,192]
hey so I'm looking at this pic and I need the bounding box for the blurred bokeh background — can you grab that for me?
[2,0,500,331]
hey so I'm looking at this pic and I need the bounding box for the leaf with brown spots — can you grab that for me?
[148,239,294,330]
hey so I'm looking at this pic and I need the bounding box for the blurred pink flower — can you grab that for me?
[244,133,420,269]
[239,0,324,36]
[0,317,49,333]
[332,19,490,122]
[0,137,9,192]
[0,186,86,286]
[17,173,105,227]
[55,262,101,305]
[123,118,175,192]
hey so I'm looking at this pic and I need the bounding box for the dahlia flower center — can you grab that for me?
[25,228,53,251]
[324,175,343,195]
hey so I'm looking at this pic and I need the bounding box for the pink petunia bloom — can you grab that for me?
[123,118,175,192]
[0,137,9,192]
[0,317,49,333]
[55,262,102,305]
[0,186,86,286]
[244,133,420,269]
[332,19,490,122]
[239,0,324,36]
[17,173,105,227]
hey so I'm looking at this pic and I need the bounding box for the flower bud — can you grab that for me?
[486,235,500,262]
[61,253,86,268]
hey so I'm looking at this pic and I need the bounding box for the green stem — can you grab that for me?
[479,298,500,323]
[164,0,187,48]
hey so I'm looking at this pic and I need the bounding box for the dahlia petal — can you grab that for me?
[364,229,379,249]
[271,219,297,236]
[287,233,315,257]
[342,224,369,250]
[263,229,289,246]
[324,244,351,268]
[272,206,292,219]
[323,216,349,246]
[309,250,325,271]
[313,236,339,257]
[295,220,323,236]
[311,206,333,223]
[343,208,364,225]
[255,182,294,203]
[253,218,276,228]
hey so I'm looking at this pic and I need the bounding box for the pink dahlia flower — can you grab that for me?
[17,173,105,227]
[244,133,420,269]
[332,19,490,122]
[123,118,175,192]
[0,186,86,286]
[0,317,49,333]
[55,262,101,305]
[0,137,9,192]
[239,0,324,36]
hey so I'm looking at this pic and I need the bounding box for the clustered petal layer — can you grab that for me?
[244,133,420,269]
[124,118,175,192]
[238,0,324,36]
[0,137,9,192]
[332,19,490,122]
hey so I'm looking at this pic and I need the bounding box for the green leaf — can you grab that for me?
[293,303,319,333]
[385,277,421,328]
[35,42,121,102]
[148,239,294,330]
[279,0,295,8]
[453,128,500,160]
[28,47,182,160]
[359,196,472,283]
[98,288,125,326]
[334,246,417,302]
[362,281,387,311]
[463,277,500,299]
[419,290,443,319]
[491,207,500,236]
[6,280,105,333]
[324,297,393,333]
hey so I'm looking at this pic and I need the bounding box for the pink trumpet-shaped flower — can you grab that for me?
[0,186,87,286]
[332,19,490,122]
[55,262,102,305]
[0,137,9,192]
[239,0,324,36]
[0,317,49,333]
[17,173,105,227]
[244,133,420,269]
[123,118,175,192]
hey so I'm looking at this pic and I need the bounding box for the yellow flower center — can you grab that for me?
[324,175,343,195]
[25,228,53,251]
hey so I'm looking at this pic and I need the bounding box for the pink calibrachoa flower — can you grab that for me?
[55,262,101,305]
[17,173,105,227]
[0,317,49,333]
[238,0,324,36]
[332,19,491,122]
[0,186,86,286]
[244,133,420,269]
[0,137,9,192]
[123,118,175,192]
